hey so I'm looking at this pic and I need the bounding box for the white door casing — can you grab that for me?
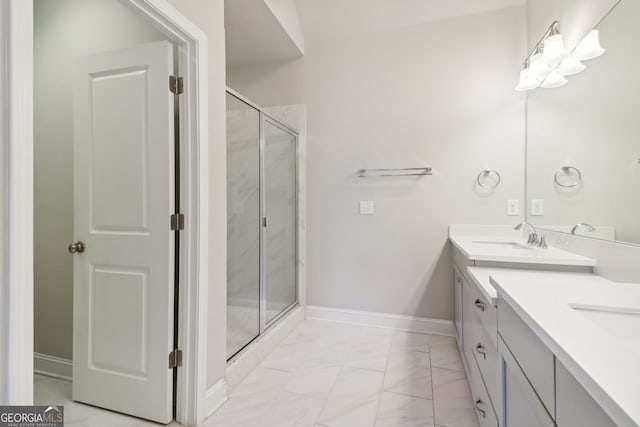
[72,40,175,424]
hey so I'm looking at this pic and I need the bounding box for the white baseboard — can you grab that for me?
[204,379,228,418]
[305,306,455,336]
[34,353,72,381]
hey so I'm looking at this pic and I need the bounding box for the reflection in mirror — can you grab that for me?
[526,0,640,245]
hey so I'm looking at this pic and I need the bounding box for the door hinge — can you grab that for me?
[169,76,184,95]
[171,213,185,231]
[169,349,183,369]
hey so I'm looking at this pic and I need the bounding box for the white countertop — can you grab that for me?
[449,234,596,267]
[491,270,640,427]
[466,267,499,306]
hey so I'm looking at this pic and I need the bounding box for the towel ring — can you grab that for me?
[554,166,582,188]
[476,169,501,189]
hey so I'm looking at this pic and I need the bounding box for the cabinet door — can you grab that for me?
[556,361,616,427]
[453,267,464,351]
[498,299,555,415]
[498,337,555,427]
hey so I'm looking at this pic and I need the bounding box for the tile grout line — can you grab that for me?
[371,329,396,425]
[312,359,348,425]
[429,342,438,427]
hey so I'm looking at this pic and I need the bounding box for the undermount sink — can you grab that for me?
[569,303,640,316]
[570,303,640,355]
[472,240,533,250]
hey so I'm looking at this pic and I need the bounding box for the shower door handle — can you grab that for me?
[262,217,268,228]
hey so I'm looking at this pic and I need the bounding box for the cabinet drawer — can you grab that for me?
[467,345,499,427]
[471,318,499,409]
[464,275,497,349]
[498,336,555,427]
[556,361,616,427]
[497,299,555,418]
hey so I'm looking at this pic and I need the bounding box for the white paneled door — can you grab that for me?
[71,41,176,424]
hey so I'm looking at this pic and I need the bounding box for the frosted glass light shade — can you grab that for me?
[542,34,567,63]
[558,57,586,75]
[541,70,568,88]
[574,30,605,60]
[528,53,551,79]
[515,69,541,91]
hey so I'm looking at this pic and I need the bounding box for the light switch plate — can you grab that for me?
[360,200,375,215]
[531,199,544,216]
[507,199,520,216]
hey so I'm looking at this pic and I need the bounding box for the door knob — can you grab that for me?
[68,241,86,254]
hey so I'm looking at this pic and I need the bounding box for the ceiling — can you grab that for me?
[226,0,526,67]
[225,0,304,67]
[295,0,526,42]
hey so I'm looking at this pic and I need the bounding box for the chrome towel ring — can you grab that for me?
[476,169,501,189]
[554,166,582,188]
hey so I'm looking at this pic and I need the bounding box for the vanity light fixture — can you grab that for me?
[516,21,565,91]
[573,30,606,60]
[541,32,567,63]
[541,70,568,88]
[516,22,605,91]
[515,67,541,91]
[528,50,552,79]
[558,57,586,75]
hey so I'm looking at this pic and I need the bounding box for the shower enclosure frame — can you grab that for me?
[226,87,300,359]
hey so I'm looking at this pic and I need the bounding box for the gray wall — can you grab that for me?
[34,0,167,360]
[229,6,528,321]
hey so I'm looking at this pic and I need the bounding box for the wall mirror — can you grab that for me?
[526,0,640,245]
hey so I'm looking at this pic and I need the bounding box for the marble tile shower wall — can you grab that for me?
[264,127,297,312]
[227,108,261,307]
[264,105,307,307]
[226,104,307,309]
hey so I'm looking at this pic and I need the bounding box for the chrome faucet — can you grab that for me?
[514,222,539,245]
[571,223,596,235]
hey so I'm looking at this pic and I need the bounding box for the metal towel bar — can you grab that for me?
[357,167,432,178]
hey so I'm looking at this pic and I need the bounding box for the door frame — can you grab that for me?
[1,1,210,425]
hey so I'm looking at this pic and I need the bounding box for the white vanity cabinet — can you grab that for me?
[497,298,618,427]
[498,335,555,427]
[452,247,500,425]
[449,231,601,427]
[453,267,464,353]
[556,361,616,427]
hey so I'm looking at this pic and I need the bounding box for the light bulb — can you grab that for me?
[573,30,605,60]
[528,53,552,79]
[515,69,541,91]
[558,57,586,75]
[542,34,567,63]
[541,70,568,89]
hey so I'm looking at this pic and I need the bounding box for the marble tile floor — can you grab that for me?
[207,319,481,427]
[34,319,480,427]
[34,374,179,427]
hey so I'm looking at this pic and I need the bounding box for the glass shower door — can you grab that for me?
[262,118,297,325]
[226,93,261,358]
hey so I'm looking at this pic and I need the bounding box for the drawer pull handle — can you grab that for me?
[474,299,486,312]
[475,399,486,418]
[475,343,487,360]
